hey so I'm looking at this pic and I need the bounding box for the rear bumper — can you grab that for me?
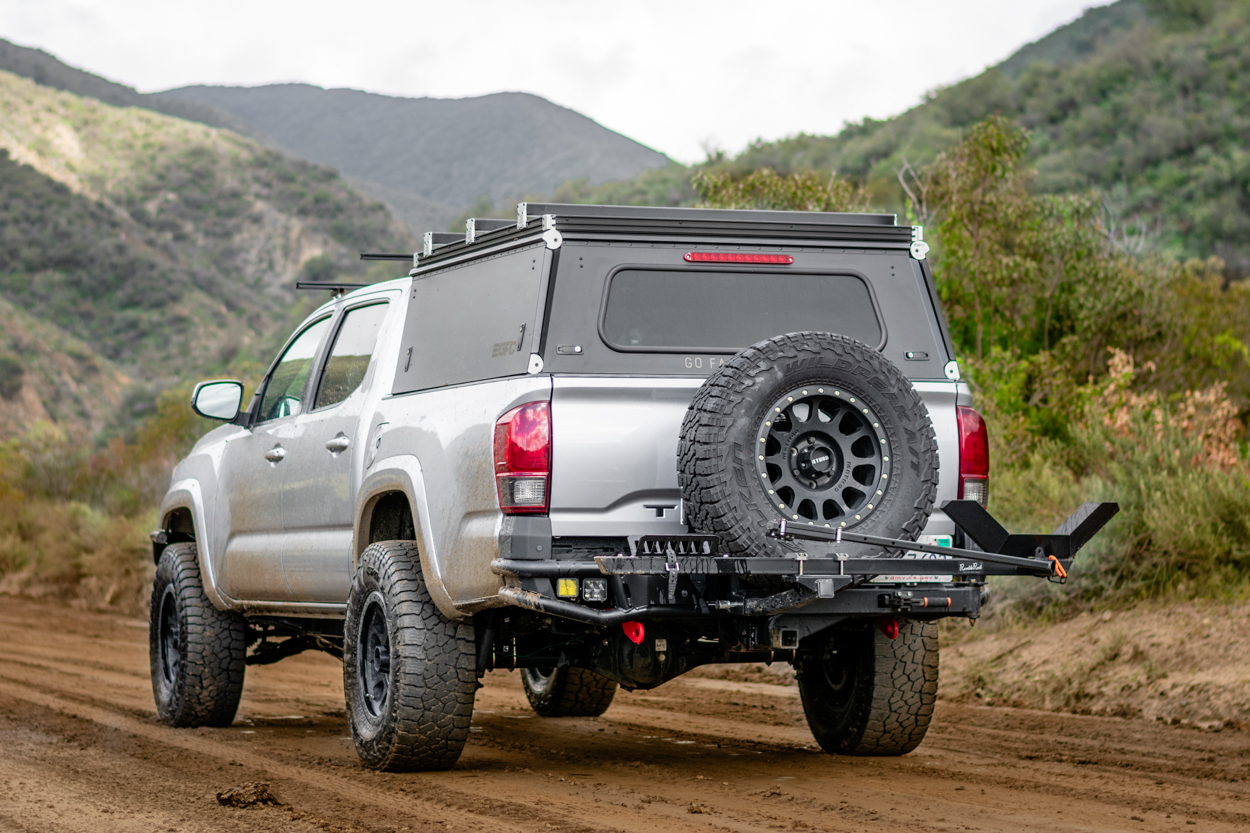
[490,554,984,624]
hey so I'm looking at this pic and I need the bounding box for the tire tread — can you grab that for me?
[150,543,247,728]
[344,541,476,771]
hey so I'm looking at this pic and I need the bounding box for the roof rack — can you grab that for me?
[516,202,898,228]
[412,202,909,270]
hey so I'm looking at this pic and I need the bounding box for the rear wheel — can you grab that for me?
[149,543,247,727]
[522,667,618,717]
[344,541,477,771]
[795,618,938,756]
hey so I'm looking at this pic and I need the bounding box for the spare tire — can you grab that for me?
[678,332,938,558]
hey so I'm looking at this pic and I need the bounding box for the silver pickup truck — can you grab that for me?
[150,203,998,771]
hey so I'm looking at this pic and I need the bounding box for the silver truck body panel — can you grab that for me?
[547,376,963,541]
[910,380,962,537]
[371,376,552,617]
[280,290,403,604]
[548,376,700,537]
[163,284,406,617]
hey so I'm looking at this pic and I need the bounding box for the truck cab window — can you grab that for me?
[258,316,332,422]
[315,303,389,409]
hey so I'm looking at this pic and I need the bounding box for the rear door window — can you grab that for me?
[314,302,389,409]
[600,269,882,352]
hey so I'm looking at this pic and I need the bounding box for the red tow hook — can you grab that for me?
[878,616,899,640]
[622,621,645,644]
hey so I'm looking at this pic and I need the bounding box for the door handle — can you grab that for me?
[264,445,286,463]
[325,434,351,454]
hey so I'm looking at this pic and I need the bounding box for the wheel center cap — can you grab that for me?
[795,445,835,476]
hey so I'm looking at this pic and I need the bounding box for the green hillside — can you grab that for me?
[0,37,672,238]
[562,0,1250,275]
[0,293,130,437]
[0,68,413,418]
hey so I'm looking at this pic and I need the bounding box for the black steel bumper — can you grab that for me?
[488,500,1118,627]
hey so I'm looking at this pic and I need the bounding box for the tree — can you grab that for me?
[692,168,871,213]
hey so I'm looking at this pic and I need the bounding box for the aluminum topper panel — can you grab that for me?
[393,243,546,393]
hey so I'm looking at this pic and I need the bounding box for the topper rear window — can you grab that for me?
[599,268,884,353]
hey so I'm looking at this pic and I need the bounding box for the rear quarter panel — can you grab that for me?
[369,376,552,616]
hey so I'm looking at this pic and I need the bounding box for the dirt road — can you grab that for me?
[0,598,1246,833]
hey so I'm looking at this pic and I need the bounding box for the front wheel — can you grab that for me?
[795,618,938,756]
[522,667,617,717]
[344,541,477,771]
[149,543,248,727]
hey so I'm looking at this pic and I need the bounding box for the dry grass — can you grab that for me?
[0,495,154,615]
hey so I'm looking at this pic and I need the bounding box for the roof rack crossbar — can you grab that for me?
[423,231,466,256]
[465,217,516,244]
[359,253,415,261]
[516,202,897,227]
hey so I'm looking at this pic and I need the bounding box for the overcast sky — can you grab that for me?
[2,0,1111,163]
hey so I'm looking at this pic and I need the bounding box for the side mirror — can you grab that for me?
[191,380,245,421]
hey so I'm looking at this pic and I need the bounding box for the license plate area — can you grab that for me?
[871,534,953,583]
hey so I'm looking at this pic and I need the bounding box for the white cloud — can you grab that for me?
[0,0,1113,162]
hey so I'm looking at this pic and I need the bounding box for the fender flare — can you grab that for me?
[158,479,236,613]
[354,455,464,622]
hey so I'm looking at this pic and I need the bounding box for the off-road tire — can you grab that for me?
[795,618,938,755]
[679,332,939,558]
[150,543,247,727]
[344,541,476,771]
[521,667,618,717]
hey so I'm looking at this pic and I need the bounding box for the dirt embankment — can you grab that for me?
[939,601,1250,728]
[1,597,1248,833]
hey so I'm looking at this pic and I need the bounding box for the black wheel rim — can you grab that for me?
[817,639,856,714]
[755,385,889,527]
[358,596,391,720]
[158,586,180,687]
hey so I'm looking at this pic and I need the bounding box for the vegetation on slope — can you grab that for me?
[0,294,130,436]
[0,69,413,388]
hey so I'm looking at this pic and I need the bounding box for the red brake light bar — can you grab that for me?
[684,252,794,264]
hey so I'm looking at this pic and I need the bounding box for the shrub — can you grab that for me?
[0,352,22,399]
[985,350,1250,618]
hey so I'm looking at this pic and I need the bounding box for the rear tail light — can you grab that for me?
[956,406,989,507]
[494,401,551,514]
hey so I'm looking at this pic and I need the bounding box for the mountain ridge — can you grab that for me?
[0,36,671,236]
[154,82,669,234]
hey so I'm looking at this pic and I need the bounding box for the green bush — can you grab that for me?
[0,353,22,399]
[985,351,1250,618]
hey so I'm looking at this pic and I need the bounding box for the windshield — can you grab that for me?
[601,269,883,352]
